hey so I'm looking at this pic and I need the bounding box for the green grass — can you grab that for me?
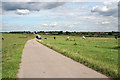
[37,35,118,78]
[0,33,2,80]
[2,33,35,78]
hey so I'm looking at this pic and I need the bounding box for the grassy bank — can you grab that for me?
[37,35,118,78]
[2,33,35,78]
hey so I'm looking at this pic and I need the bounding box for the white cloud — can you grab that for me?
[50,22,57,27]
[2,2,118,32]
[91,2,118,17]
[42,22,57,27]
[42,24,48,26]
[2,2,65,12]
[101,21,110,24]
[16,9,30,15]
[92,6,108,12]
[2,2,65,15]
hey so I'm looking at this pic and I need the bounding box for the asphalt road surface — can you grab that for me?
[17,39,108,78]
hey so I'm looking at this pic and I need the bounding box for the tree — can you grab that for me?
[66,31,70,35]
[58,31,63,35]
[108,32,112,35]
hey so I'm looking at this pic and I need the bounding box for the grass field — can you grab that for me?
[0,33,2,80]
[2,33,35,78]
[37,35,118,78]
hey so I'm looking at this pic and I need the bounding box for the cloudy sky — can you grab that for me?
[1,1,119,32]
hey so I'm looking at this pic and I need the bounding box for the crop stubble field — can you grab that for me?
[37,35,118,78]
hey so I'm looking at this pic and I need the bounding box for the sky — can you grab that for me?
[0,1,119,32]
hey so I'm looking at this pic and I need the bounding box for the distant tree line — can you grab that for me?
[8,31,32,34]
[36,31,119,37]
[2,31,119,37]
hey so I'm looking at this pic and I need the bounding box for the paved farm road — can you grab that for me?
[17,39,108,78]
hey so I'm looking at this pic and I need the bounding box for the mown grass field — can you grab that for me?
[2,33,35,78]
[37,35,118,78]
